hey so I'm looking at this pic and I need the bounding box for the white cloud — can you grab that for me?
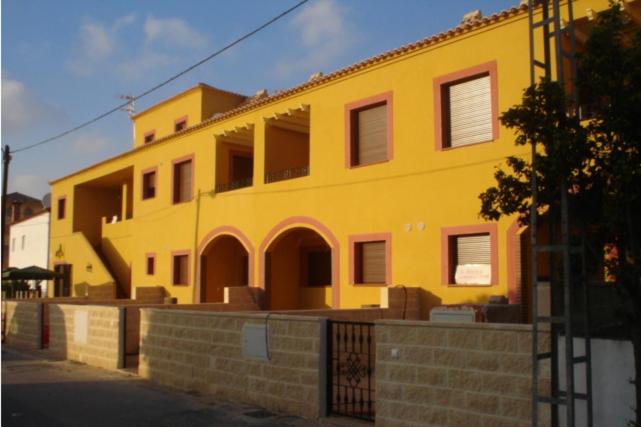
[68,14,136,76]
[80,22,114,61]
[275,0,353,78]
[13,174,46,199]
[71,133,112,154]
[144,16,207,48]
[1,77,65,137]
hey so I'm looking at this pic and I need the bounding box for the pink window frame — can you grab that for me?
[141,166,158,200]
[143,130,156,144]
[348,232,392,286]
[171,250,191,286]
[57,196,67,220]
[344,91,394,168]
[145,252,156,276]
[171,154,195,204]
[433,61,499,151]
[440,223,499,287]
[174,115,188,133]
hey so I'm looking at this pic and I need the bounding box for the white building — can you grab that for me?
[9,210,50,293]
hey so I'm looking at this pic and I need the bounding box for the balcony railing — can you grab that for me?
[215,177,253,193]
[264,166,309,184]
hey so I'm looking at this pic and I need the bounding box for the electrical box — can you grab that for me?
[242,324,269,361]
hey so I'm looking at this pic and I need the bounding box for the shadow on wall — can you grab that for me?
[419,289,442,320]
[47,304,68,361]
[100,239,131,298]
[74,282,89,297]
[4,302,43,351]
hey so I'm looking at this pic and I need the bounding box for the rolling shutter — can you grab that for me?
[456,234,491,265]
[360,241,386,284]
[357,104,388,165]
[448,75,493,147]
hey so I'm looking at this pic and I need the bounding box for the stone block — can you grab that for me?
[466,351,500,371]
[465,391,499,415]
[434,349,466,368]
[448,369,485,392]
[448,329,481,349]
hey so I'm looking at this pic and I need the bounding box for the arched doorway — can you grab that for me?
[200,235,249,303]
[264,227,333,310]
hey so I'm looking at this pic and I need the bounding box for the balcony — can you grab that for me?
[264,104,310,184]
[214,124,254,193]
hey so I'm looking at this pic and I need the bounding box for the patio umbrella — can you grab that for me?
[2,266,61,281]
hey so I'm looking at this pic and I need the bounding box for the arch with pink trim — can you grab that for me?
[196,225,255,303]
[259,216,340,309]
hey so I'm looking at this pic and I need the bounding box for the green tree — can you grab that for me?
[479,4,641,422]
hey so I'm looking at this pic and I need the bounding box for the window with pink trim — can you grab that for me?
[434,61,498,150]
[349,233,391,285]
[144,131,155,144]
[345,92,393,167]
[146,254,155,275]
[57,197,66,220]
[174,117,187,132]
[441,224,498,286]
[172,253,189,285]
[142,170,156,200]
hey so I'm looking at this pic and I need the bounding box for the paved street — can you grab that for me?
[1,349,357,427]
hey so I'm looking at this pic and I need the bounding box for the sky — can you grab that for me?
[2,0,517,200]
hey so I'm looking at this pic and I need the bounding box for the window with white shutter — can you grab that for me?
[444,74,493,148]
[451,233,492,285]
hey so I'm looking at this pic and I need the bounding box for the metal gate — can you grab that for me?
[327,320,375,421]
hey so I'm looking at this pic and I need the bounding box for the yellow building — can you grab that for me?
[48,0,613,315]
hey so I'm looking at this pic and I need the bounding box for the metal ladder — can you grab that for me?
[527,1,593,426]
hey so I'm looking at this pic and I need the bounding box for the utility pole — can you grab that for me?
[2,145,12,269]
[120,95,136,145]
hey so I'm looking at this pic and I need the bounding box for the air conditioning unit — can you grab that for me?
[430,306,477,323]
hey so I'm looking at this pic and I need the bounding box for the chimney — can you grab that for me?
[461,10,483,25]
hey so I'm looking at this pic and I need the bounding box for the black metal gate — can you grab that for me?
[327,320,375,421]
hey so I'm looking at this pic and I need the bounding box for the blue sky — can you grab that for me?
[2,0,516,199]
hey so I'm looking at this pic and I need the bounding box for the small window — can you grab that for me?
[144,131,155,144]
[172,254,189,285]
[142,170,156,200]
[355,241,387,284]
[450,233,492,285]
[21,235,25,250]
[146,255,155,275]
[174,118,187,132]
[57,197,66,220]
[350,103,388,166]
[172,159,192,204]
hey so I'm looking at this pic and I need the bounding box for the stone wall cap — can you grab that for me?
[141,308,326,323]
[375,319,534,332]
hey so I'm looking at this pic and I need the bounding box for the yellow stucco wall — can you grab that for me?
[49,0,610,310]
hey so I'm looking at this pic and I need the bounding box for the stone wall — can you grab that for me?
[375,320,550,427]
[87,283,117,300]
[48,304,123,370]
[2,301,42,351]
[139,309,324,418]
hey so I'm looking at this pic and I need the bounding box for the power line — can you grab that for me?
[10,0,311,155]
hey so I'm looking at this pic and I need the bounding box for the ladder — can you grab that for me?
[527,1,593,426]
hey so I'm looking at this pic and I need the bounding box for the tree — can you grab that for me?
[479,4,641,423]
